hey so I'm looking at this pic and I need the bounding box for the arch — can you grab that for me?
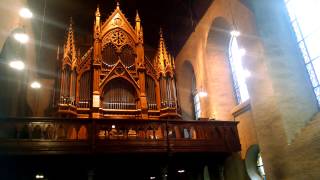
[100,75,140,97]
[206,17,232,51]
[101,28,135,51]
[205,16,236,120]
[245,144,264,180]
[0,27,31,117]
[0,27,26,61]
[102,78,137,110]
[179,60,197,120]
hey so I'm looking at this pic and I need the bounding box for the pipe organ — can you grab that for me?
[56,3,180,119]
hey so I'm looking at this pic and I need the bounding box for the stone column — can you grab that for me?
[245,0,318,179]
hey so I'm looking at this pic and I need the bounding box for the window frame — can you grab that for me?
[285,0,320,105]
[228,35,250,104]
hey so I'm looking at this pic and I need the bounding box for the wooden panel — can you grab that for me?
[0,117,240,154]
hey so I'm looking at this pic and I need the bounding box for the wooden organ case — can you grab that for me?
[57,4,180,120]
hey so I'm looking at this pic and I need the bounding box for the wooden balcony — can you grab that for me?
[0,117,241,155]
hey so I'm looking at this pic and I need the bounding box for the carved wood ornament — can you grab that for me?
[57,3,180,120]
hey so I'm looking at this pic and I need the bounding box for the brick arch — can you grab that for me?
[204,16,236,120]
[178,60,197,120]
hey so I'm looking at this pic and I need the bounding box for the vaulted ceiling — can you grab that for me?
[27,0,213,77]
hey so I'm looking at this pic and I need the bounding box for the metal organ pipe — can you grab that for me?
[103,79,136,110]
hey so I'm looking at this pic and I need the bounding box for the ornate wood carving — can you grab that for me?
[56,3,180,120]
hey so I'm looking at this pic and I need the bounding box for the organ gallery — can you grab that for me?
[57,3,180,119]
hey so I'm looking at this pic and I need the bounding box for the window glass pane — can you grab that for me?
[228,36,250,104]
[286,1,297,21]
[304,32,320,60]
[298,41,310,63]
[257,153,266,179]
[306,63,319,87]
[314,87,320,106]
[285,0,320,105]
[194,94,201,120]
[312,58,320,83]
[291,20,303,42]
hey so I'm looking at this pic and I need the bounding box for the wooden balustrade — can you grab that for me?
[0,117,240,154]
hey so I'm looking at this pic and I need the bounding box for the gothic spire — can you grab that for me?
[63,17,77,66]
[154,28,174,76]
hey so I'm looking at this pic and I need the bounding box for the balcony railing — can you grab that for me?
[0,117,240,154]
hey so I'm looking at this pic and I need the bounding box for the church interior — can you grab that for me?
[0,0,320,179]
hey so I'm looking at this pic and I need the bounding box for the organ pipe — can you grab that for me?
[146,75,157,110]
[103,79,136,110]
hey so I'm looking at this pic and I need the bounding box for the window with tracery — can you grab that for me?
[285,0,320,105]
[229,36,249,104]
[257,153,266,180]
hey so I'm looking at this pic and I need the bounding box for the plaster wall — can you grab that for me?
[176,0,320,179]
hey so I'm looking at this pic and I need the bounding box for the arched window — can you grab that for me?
[229,35,250,104]
[192,70,201,120]
[285,0,320,105]
[257,153,266,180]
[245,144,266,180]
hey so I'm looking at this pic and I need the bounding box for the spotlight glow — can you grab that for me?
[243,69,251,79]
[230,30,240,37]
[150,177,156,179]
[112,125,116,129]
[9,60,25,70]
[35,174,44,179]
[31,81,41,89]
[177,169,185,173]
[19,8,33,18]
[238,48,246,57]
[198,91,208,97]
[13,33,29,43]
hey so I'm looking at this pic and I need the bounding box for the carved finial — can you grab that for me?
[116,0,120,9]
[69,17,73,30]
[159,28,163,39]
[96,5,100,17]
[135,10,140,22]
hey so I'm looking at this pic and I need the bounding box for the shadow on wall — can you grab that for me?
[224,153,249,180]
[0,28,32,117]
[179,60,196,120]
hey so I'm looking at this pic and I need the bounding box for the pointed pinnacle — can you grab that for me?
[136,10,141,21]
[116,1,120,9]
[159,28,163,39]
[68,17,73,31]
[96,5,101,16]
